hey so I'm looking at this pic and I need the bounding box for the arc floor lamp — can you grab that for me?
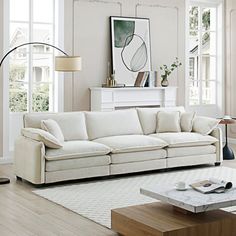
[0,41,82,184]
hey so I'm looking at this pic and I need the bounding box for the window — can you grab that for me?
[188,3,217,105]
[9,0,56,112]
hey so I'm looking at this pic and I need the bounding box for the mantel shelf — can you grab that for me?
[90,86,177,91]
[90,86,177,111]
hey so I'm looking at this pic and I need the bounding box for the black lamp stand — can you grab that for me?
[223,123,235,160]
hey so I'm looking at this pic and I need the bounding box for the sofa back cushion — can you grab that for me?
[24,112,88,141]
[137,106,185,135]
[180,112,195,132]
[85,109,143,140]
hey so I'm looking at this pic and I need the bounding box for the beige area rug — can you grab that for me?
[33,166,236,228]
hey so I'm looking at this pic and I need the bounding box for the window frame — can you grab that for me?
[188,1,219,106]
[185,0,224,112]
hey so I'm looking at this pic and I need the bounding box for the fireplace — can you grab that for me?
[90,87,177,111]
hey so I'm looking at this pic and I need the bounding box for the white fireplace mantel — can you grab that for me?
[90,87,177,111]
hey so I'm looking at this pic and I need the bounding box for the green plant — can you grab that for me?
[160,58,182,80]
[9,85,50,112]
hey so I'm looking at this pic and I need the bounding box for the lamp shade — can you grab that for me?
[55,56,82,72]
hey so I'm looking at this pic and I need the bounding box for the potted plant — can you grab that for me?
[160,58,182,87]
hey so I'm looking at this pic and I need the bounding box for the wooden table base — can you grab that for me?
[172,205,194,215]
[111,202,236,236]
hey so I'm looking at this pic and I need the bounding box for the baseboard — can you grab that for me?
[0,156,13,164]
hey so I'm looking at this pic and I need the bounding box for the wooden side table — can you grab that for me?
[219,118,236,160]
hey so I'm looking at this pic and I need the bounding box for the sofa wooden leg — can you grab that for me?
[16,176,22,181]
[215,162,221,166]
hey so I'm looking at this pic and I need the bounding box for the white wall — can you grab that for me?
[64,0,186,111]
[226,0,236,138]
[0,0,4,157]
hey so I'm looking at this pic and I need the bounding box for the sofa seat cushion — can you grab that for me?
[45,141,111,161]
[110,149,167,164]
[149,132,218,148]
[167,145,216,158]
[46,155,110,172]
[94,135,168,154]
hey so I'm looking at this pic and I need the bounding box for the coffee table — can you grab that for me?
[140,184,236,213]
[111,184,236,235]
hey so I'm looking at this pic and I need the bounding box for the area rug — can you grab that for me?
[33,166,236,228]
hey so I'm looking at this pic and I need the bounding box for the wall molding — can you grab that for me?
[74,0,122,15]
[135,3,180,87]
[0,156,13,164]
[229,9,236,134]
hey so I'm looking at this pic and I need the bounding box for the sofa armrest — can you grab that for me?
[14,136,46,184]
[210,127,223,163]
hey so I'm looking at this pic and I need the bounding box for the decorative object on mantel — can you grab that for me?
[110,16,151,86]
[134,71,149,87]
[160,57,182,87]
[0,41,82,184]
[102,62,125,88]
[150,71,160,87]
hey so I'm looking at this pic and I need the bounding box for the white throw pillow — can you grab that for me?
[180,112,196,132]
[21,128,63,149]
[156,111,181,133]
[41,119,64,142]
[137,106,185,135]
[192,116,220,135]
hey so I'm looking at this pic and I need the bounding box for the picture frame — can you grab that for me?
[110,16,151,86]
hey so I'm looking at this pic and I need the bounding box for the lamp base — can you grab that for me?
[0,177,10,185]
[223,144,235,160]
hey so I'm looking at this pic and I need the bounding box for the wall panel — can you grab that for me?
[64,0,185,111]
[226,0,236,138]
[136,4,179,87]
[229,10,236,134]
[73,0,122,111]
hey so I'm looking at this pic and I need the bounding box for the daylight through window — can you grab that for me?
[9,0,56,112]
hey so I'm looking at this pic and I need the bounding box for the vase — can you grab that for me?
[161,78,169,87]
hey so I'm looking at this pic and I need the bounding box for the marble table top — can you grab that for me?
[140,184,236,213]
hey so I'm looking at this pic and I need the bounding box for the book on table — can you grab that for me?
[190,178,233,194]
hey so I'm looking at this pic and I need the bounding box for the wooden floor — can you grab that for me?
[1,145,236,236]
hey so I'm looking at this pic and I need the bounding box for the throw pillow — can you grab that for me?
[41,119,64,142]
[21,128,63,149]
[156,111,181,133]
[180,112,196,132]
[192,116,220,135]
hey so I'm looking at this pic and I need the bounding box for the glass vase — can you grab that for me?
[161,78,169,87]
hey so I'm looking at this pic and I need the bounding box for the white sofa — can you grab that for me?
[14,107,223,185]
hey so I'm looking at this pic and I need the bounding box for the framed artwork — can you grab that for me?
[110,16,151,86]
